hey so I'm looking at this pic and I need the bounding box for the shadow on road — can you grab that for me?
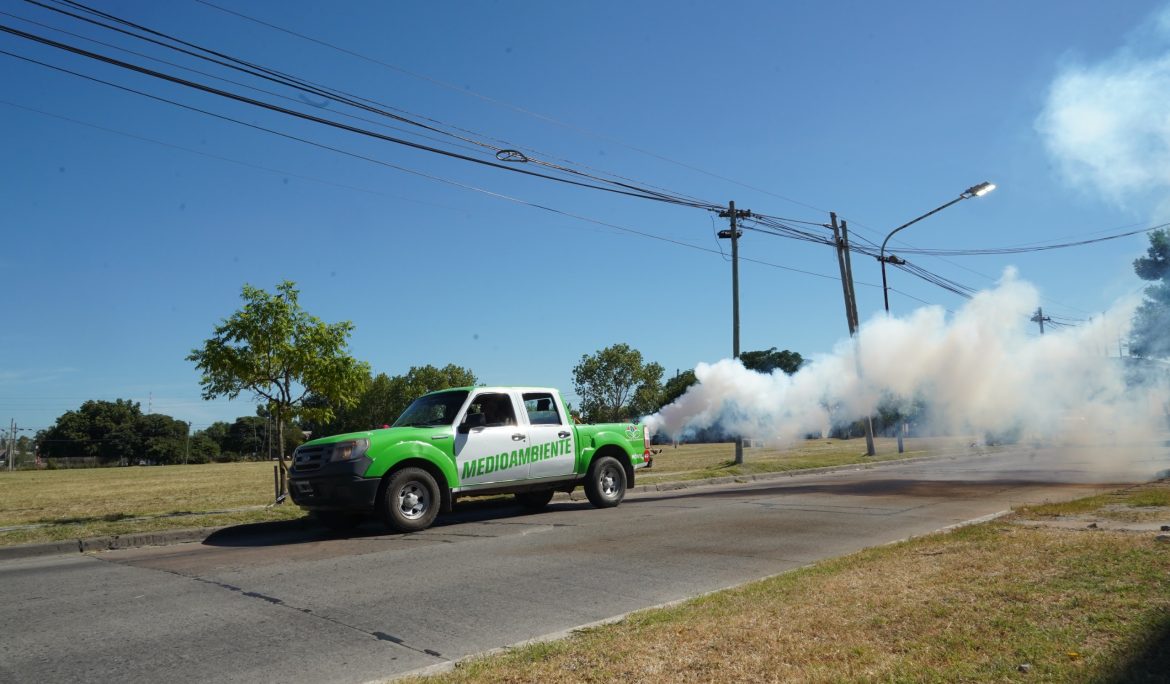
[625,477,1124,507]
[200,474,1148,549]
[201,496,589,548]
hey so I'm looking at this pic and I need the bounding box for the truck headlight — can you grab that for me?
[328,438,370,462]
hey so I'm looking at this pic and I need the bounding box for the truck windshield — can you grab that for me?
[392,390,470,428]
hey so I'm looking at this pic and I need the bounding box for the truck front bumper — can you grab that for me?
[288,456,379,511]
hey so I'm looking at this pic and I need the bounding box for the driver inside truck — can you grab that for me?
[481,395,514,427]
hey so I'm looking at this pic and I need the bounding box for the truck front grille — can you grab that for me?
[293,446,326,472]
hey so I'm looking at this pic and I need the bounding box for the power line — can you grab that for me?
[1,23,718,211]
[0,8,504,160]
[13,1,722,210]
[888,222,1168,256]
[0,86,847,293]
[189,0,832,216]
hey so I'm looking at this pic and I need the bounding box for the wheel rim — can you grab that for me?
[398,481,430,520]
[600,465,620,498]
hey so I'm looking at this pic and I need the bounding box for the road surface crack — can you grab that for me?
[94,557,445,660]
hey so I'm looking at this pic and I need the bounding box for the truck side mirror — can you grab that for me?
[459,413,486,433]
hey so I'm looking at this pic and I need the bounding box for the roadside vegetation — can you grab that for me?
[0,461,301,546]
[404,480,1170,684]
[0,438,950,547]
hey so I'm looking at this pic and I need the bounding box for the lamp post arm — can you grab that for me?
[880,194,966,258]
[879,193,966,314]
[875,182,993,314]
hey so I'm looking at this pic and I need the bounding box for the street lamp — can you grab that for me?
[878,182,995,313]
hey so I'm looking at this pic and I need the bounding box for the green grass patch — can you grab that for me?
[405,481,1170,684]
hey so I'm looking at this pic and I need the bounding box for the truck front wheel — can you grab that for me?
[585,456,626,508]
[379,467,440,533]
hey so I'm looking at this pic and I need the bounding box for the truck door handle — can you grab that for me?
[558,431,571,438]
[512,433,526,441]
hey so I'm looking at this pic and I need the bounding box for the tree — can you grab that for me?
[740,347,804,375]
[658,369,697,410]
[1130,229,1170,358]
[186,433,219,464]
[305,364,478,435]
[384,364,478,423]
[137,413,188,464]
[188,281,370,494]
[198,421,231,452]
[39,399,143,462]
[224,416,267,459]
[572,343,664,423]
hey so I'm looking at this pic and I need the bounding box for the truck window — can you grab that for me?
[392,390,469,427]
[522,392,562,425]
[469,392,516,427]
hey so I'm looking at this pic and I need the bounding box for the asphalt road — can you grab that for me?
[1,441,1166,684]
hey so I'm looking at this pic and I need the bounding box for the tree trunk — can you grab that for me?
[276,405,288,500]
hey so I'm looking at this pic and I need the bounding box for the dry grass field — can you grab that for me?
[0,461,303,545]
[407,481,1170,684]
[0,437,964,547]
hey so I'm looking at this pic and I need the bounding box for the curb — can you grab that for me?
[1,450,970,562]
[0,526,232,562]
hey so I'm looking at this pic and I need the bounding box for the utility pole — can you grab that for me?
[8,419,15,471]
[1031,307,1050,335]
[184,422,190,465]
[830,214,876,456]
[719,201,751,465]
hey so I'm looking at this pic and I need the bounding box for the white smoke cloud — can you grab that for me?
[1036,7,1170,205]
[646,271,1165,446]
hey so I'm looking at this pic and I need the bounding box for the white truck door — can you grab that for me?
[522,390,576,479]
[453,391,529,486]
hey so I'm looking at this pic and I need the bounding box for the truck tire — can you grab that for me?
[585,456,626,508]
[379,467,440,533]
[515,489,555,510]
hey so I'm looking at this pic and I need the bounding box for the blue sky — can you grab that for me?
[3,0,1170,434]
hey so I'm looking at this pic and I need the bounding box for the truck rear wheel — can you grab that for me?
[379,467,440,533]
[585,456,626,508]
[515,489,555,510]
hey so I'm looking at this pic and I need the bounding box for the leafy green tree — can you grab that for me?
[306,364,478,435]
[572,343,664,423]
[659,369,697,410]
[186,433,219,464]
[187,281,370,492]
[137,413,188,464]
[225,416,267,459]
[254,405,307,455]
[198,421,231,452]
[39,399,143,462]
[384,365,478,423]
[740,347,804,375]
[1130,229,1170,358]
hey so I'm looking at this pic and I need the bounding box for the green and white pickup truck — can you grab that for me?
[288,386,652,532]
